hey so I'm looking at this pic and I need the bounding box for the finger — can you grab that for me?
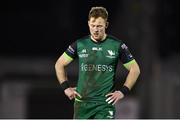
[70,92,76,100]
[107,99,114,104]
[112,98,119,105]
[106,95,115,103]
[69,95,74,100]
[74,91,82,98]
[105,93,113,97]
[106,97,112,102]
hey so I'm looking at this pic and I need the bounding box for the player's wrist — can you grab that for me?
[60,81,70,91]
[119,86,130,96]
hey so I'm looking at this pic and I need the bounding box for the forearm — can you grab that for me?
[124,65,140,90]
[55,53,73,84]
[55,63,68,84]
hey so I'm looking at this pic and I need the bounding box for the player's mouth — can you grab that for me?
[93,33,99,37]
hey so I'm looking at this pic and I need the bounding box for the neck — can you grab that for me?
[91,34,107,42]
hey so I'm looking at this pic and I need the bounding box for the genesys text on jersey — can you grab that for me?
[81,63,113,72]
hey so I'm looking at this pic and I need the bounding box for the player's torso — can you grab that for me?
[76,36,121,101]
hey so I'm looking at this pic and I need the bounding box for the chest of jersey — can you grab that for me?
[77,39,120,66]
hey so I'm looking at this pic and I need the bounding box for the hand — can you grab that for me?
[64,87,82,100]
[105,91,124,105]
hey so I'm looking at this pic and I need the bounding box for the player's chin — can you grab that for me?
[93,35,101,40]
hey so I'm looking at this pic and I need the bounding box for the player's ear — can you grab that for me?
[106,22,109,28]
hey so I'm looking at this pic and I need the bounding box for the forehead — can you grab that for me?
[89,17,106,24]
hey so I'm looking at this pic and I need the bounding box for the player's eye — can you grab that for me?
[97,25,103,28]
[91,24,95,28]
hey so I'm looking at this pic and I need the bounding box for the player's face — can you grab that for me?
[88,17,107,41]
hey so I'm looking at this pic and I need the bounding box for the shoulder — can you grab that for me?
[69,35,90,46]
[77,35,90,42]
[107,34,124,44]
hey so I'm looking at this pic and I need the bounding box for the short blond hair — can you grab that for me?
[88,6,108,21]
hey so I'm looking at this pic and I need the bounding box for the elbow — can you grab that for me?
[55,62,59,71]
[55,61,62,71]
[131,65,140,77]
[135,65,140,77]
[55,60,66,71]
[136,66,141,75]
[55,62,58,70]
[137,67,140,76]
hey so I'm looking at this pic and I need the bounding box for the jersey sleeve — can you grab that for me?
[64,41,78,60]
[119,43,134,64]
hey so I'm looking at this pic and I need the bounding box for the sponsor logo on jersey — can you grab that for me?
[78,49,88,58]
[79,54,89,58]
[92,47,102,51]
[81,49,87,53]
[106,50,116,58]
[81,63,113,72]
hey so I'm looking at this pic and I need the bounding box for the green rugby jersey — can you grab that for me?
[64,35,134,102]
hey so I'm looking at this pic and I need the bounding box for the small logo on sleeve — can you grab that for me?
[121,43,128,49]
[67,46,75,54]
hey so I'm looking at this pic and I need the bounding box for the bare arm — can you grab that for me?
[55,53,81,100]
[123,60,140,90]
[55,53,73,84]
[106,60,140,105]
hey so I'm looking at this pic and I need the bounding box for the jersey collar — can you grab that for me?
[90,34,108,44]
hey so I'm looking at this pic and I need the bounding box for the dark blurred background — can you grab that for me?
[1,0,179,118]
